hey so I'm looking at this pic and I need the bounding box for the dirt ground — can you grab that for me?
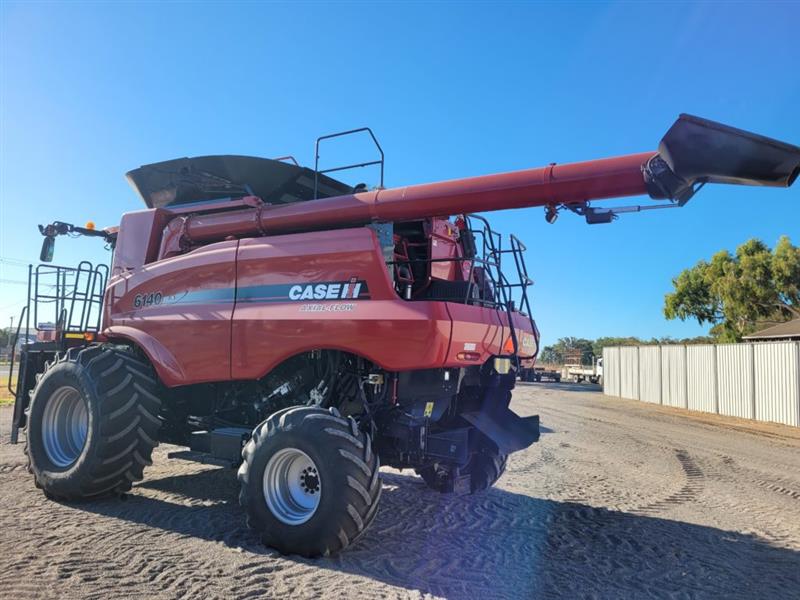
[1,383,799,599]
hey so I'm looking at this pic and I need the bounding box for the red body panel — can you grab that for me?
[232,228,532,378]
[102,226,535,387]
[112,209,174,276]
[232,299,455,378]
[233,228,449,377]
[444,302,504,363]
[104,240,238,386]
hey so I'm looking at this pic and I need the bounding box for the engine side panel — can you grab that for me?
[231,228,454,378]
[104,226,535,387]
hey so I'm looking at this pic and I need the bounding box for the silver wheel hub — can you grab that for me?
[41,385,88,468]
[263,448,321,525]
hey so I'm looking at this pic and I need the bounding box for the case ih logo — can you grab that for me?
[288,278,367,301]
[133,278,371,308]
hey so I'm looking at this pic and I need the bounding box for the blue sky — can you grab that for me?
[1,1,798,347]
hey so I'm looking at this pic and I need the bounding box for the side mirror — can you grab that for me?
[40,236,55,262]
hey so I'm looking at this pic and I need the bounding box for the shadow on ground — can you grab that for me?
[518,381,602,393]
[74,468,798,598]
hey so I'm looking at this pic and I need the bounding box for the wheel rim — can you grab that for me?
[41,385,88,468]
[263,448,321,525]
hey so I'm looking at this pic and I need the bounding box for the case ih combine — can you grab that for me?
[8,115,799,556]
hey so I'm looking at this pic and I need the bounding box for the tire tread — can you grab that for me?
[25,345,162,500]
[238,406,381,557]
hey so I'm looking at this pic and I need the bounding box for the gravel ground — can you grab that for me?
[1,383,799,599]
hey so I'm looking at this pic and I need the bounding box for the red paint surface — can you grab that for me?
[105,240,238,385]
[102,227,536,387]
[112,209,174,275]
[103,147,654,383]
[429,218,463,282]
[232,228,454,378]
[158,152,654,245]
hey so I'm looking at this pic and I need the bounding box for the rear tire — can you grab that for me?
[25,345,162,500]
[238,406,381,557]
[418,444,507,494]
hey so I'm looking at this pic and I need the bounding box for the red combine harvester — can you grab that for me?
[8,115,799,556]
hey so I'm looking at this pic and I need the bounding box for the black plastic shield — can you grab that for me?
[126,155,354,208]
[659,114,800,188]
[461,409,540,455]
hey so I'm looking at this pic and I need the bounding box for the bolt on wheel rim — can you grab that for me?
[263,448,321,525]
[41,386,88,468]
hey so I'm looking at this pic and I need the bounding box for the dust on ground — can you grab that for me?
[1,384,798,599]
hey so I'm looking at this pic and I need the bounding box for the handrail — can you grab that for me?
[6,306,27,397]
[31,263,107,334]
[388,214,536,363]
[314,127,385,199]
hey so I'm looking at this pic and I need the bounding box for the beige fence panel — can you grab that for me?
[603,347,620,396]
[687,345,717,414]
[603,347,620,397]
[717,344,754,419]
[661,345,687,408]
[638,346,662,404]
[753,342,800,427]
[620,347,639,400]
[604,342,798,428]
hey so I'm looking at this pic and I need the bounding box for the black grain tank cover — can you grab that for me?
[125,155,354,208]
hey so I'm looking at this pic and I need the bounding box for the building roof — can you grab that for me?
[743,319,800,340]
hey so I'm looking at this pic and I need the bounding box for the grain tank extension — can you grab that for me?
[9,115,799,557]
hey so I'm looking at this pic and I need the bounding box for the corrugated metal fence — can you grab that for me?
[603,342,800,427]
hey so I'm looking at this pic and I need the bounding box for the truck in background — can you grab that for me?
[564,357,603,385]
[519,364,562,383]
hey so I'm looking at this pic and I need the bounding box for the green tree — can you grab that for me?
[592,336,645,357]
[664,236,800,342]
[545,334,717,365]
[541,337,595,365]
[539,345,559,364]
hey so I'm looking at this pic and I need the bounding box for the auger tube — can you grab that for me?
[150,114,800,245]
[177,151,654,243]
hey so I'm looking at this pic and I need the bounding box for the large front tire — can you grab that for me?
[25,345,162,500]
[238,406,381,557]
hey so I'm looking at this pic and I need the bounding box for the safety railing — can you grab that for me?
[7,261,108,401]
[314,128,385,199]
[388,215,535,357]
[31,262,108,333]
[6,306,27,398]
